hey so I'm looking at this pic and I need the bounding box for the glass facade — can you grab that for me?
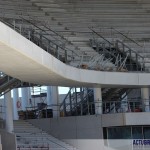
[108,127,131,139]
[143,127,150,139]
[105,126,150,139]
[132,127,143,139]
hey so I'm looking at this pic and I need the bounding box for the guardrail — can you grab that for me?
[0,17,81,64]
[22,99,150,118]
[89,27,145,72]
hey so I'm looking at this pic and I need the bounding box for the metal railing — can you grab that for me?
[89,27,145,72]
[16,129,76,150]
[21,99,150,119]
[0,105,6,121]
[0,17,81,64]
[116,40,145,71]
[60,99,150,116]
[0,18,146,73]
[59,88,93,116]
[0,72,36,97]
[17,144,49,150]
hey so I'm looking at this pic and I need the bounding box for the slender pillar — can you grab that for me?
[13,88,19,120]
[28,87,31,102]
[51,86,59,118]
[4,91,14,133]
[21,88,28,110]
[141,88,150,112]
[94,88,102,114]
[47,86,52,106]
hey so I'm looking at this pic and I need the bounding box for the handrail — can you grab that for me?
[28,16,72,45]
[116,40,145,71]
[20,17,80,57]
[0,17,80,64]
[59,87,73,108]
[17,126,73,150]
[116,40,144,59]
[89,27,113,46]
[73,89,93,107]
[111,27,143,48]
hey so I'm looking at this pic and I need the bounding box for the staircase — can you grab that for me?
[0,73,36,97]
[14,120,77,150]
[60,87,131,116]
[0,75,20,95]
[89,27,145,72]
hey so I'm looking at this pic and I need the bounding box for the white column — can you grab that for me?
[47,86,52,106]
[13,88,19,120]
[51,86,59,118]
[28,87,31,101]
[21,88,28,110]
[141,88,150,112]
[94,88,102,114]
[4,91,14,133]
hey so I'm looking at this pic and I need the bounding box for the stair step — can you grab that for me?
[14,120,77,150]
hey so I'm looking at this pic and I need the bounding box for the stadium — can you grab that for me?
[0,0,150,150]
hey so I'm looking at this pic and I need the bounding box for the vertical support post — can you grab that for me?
[141,88,149,112]
[51,86,59,118]
[75,88,77,105]
[80,87,83,115]
[75,88,78,115]
[28,31,31,40]
[13,20,15,30]
[56,45,59,59]
[69,89,72,115]
[13,88,19,120]
[86,88,90,114]
[63,100,66,116]
[28,87,31,104]
[142,58,145,71]
[94,88,102,115]
[65,49,68,63]
[39,32,42,46]
[19,24,22,34]
[4,91,14,133]
[47,86,52,107]
[21,88,28,111]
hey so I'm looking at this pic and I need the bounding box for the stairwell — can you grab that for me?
[14,120,77,150]
[60,87,132,116]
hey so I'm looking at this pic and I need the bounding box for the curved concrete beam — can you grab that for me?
[0,22,149,88]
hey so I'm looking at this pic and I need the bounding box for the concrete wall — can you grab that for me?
[28,112,150,136]
[102,112,150,127]
[28,115,103,139]
[28,113,150,150]
[0,129,16,150]
[28,116,103,150]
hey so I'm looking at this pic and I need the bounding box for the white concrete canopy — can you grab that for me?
[0,22,150,88]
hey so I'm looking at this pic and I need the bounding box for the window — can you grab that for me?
[108,127,131,139]
[132,127,143,139]
[143,127,150,139]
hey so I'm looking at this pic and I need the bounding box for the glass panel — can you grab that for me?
[132,127,143,139]
[143,127,150,139]
[108,127,131,139]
